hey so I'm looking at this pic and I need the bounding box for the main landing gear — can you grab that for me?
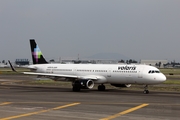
[72,81,81,92]
[98,84,106,91]
[72,84,81,92]
[143,85,149,94]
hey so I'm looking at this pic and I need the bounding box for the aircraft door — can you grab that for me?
[138,67,144,78]
[73,68,77,75]
[126,73,133,83]
[107,69,111,77]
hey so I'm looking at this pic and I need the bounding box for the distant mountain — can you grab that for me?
[87,53,129,60]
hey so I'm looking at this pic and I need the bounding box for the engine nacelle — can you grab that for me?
[111,84,131,88]
[74,79,94,89]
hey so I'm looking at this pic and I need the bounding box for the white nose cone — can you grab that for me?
[158,74,166,83]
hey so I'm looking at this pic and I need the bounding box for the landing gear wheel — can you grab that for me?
[98,84,105,91]
[72,81,81,92]
[143,85,149,94]
[143,90,149,94]
[72,86,81,92]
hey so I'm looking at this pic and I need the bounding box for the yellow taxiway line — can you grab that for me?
[100,103,149,120]
[0,102,80,120]
[0,102,12,106]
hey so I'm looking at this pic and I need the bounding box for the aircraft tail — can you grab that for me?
[30,39,48,64]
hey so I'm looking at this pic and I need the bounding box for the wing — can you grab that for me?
[23,72,99,81]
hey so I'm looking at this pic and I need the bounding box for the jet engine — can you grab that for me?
[73,79,94,89]
[111,84,131,88]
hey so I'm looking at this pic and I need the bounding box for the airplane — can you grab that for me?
[9,39,166,94]
[0,64,9,68]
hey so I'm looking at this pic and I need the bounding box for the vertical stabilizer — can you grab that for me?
[30,39,48,64]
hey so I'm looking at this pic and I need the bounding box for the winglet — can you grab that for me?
[8,60,17,72]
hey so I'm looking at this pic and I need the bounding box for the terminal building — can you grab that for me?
[15,59,29,66]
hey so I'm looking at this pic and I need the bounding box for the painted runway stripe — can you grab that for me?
[0,102,80,120]
[0,102,12,106]
[100,103,149,120]
[1,80,22,85]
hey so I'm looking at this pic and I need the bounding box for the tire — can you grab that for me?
[98,85,105,91]
[143,90,149,94]
[72,86,81,92]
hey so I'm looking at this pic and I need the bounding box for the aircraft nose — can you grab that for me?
[158,74,166,82]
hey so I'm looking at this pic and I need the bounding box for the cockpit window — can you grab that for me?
[148,70,160,74]
[155,71,160,73]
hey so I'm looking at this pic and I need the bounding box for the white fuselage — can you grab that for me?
[29,64,166,85]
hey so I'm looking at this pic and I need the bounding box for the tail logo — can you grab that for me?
[32,45,42,63]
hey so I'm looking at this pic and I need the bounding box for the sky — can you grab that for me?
[0,0,180,62]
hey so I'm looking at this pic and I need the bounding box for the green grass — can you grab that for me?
[163,80,180,84]
[0,67,30,71]
[160,68,180,75]
[0,68,30,75]
[145,86,180,92]
[25,79,180,92]
[30,80,180,85]
[28,80,70,85]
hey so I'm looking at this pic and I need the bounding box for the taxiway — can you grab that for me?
[0,75,179,120]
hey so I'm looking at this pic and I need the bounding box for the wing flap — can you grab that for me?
[23,72,78,79]
[23,72,100,81]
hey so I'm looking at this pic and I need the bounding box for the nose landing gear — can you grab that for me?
[143,85,149,94]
